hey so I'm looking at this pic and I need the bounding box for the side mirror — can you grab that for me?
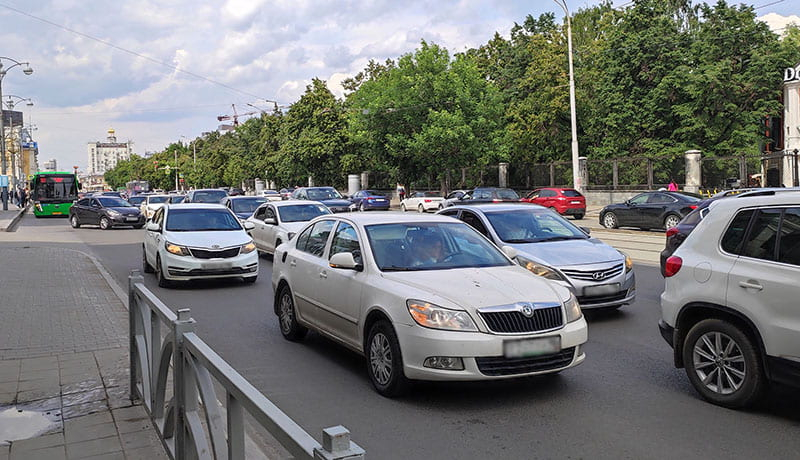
[264,217,277,225]
[146,222,161,232]
[329,252,362,271]
[625,199,632,206]
[243,221,256,231]
[580,226,591,235]
[501,246,518,260]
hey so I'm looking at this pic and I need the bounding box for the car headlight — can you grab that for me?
[240,241,257,254]
[517,256,565,281]
[107,209,121,217]
[564,293,582,323]
[165,242,190,256]
[406,300,478,332]
[619,251,633,271]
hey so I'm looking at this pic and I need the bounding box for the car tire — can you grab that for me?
[664,214,681,229]
[400,203,406,212]
[573,213,584,220]
[142,246,154,273]
[602,212,618,229]
[682,319,765,409]
[360,203,366,212]
[155,256,174,288]
[438,203,443,210]
[418,204,425,213]
[277,285,307,341]
[366,320,410,397]
[99,216,111,230]
[70,215,81,228]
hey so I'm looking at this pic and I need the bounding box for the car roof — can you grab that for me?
[444,203,545,213]
[147,194,171,199]
[264,200,327,208]
[166,203,227,210]
[226,195,265,200]
[708,191,800,212]
[315,212,458,226]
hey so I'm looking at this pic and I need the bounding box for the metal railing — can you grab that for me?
[128,270,365,460]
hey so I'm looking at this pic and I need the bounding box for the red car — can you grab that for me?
[521,187,586,219]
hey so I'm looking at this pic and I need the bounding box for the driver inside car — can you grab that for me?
[409,231,446,267]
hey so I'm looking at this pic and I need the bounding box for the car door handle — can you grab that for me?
[319,270,327,279]
[739,280,763,291]
[289,260,297,268]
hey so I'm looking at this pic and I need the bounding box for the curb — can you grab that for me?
[1,206,27,232]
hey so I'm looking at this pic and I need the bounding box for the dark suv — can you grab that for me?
[184,189,229,204]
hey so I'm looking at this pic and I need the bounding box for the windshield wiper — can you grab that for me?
[536,236,585,242]
[503,239,537,243]
[381,266,416,271]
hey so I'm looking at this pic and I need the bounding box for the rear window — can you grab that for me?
[192,190,228,203]
[495,189,520,200]
[562,190,582,197]
[721,210,755,255]
[422,191,442,197]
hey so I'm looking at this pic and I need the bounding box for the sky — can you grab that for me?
[0,0,797,173]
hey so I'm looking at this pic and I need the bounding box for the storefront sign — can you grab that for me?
[785,65,800,82]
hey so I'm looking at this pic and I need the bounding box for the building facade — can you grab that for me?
[87,128,133,175]
[42,158,56,172]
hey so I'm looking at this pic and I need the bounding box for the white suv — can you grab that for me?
[660,192,800,408]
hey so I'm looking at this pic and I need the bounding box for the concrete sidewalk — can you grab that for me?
[0,206,27,232]
[0,246,168,459]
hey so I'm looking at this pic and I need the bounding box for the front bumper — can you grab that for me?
[397,317,587,381]
[328,206,350,213]
[162,249,259,281]
[110,214,144,226]
[557,268,636,309]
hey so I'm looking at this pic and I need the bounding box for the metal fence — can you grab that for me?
[128,271,365,460]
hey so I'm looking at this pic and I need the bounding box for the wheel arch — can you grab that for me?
[362,306,394,354]
[274,279,290,315]
[674,302,766,370]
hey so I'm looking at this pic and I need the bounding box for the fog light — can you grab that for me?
[423,356,464,370]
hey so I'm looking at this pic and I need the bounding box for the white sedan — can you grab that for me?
[142,204,258,287]
[400,191,444,212]
[272,213,587,396]
[140,194,171,219]
[247,201,331,257]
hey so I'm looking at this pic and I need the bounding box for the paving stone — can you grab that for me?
[0,392,15,405]
[0,445,8,460]
[0,370,20,385]
[105,386,132,410]
[81,452,125,460]
[65,420,118,444]
[111,406,149,422]
[63,411,113,429]
[18,378,60,392]
[19,369,60,382]
[20,358,59,373]
[118,430,162,451]
[123,445,169,459]
[10,445,66,460]
[61,400,109,420]
[0,382,17,394]
[17,395,62,412]
[61,379,104,396]
[9,432,64,451]
[65,436,122,459]
[17,387,61,403]
[61,388,106,407]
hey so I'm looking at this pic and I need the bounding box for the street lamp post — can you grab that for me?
[0,57,34,210]
[553,1,581,192]
[5,95,33,190]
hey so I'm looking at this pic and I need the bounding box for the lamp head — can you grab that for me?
[23,66,33,75]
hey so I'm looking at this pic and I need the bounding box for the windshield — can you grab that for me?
[495,189,520,200]
[366,222,512,271]
[33,175,78,202]
[192,190,228,203]
[166,209,242,232]
[169,195,186,203]
[307,188,343,200]
[232,198,266,213]
[485,209,587,243]
[278,204,331,222]
[128,196,146,206]
[97,197,132,207]
[149,196,169,204]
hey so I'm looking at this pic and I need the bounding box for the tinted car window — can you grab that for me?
[680,207,705,226]
[77,198,91,206]
[166,209,241,232]
[128,196,146,206]
[778,208,800,266]
[460,211,489,236]
[485,209,586,243]
[295,225,313,252]
[169,195,186,204]
[540,190,556,198]
[278,204,330,222]
[495,189,519,200]
[97,197,131,207]
[648,194,676,204]
[629,194,649,205]
[474,190,492,200]
[300,220,334,257]
[149,196,169,204]
[742,209,781,261]
[721,210,755,255]
[231,198,266,214]
[562,190,582,197]
[330,222,362,265]
[307,188,342,200]
[422,191,441,197]
[191,190,227,203]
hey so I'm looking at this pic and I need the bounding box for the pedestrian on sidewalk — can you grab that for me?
[19,187,27,207]
[396,183,406,202]
[667,180,678,192]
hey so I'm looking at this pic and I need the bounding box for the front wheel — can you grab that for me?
[100,216,112,230]
[142,246,154,273]
[366,320,410,397]
[664,214,681,229]
[70,215,81,228]
[155,256,174,288]
[602,212,618,229]
[278,286,307,341]
[400,203,406,212]
[418,204,425,213]
[360,203,366,212]
[682,319,765,408]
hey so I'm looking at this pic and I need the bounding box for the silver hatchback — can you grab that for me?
[438,204,635,309]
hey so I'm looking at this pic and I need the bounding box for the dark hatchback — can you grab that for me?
[291,187,351,212]
[185,189,229,204]
[221,196,267,220]
[69,196,144,230]
[444,187,520,207]
[599,191,701,231]
[349,189,390,211]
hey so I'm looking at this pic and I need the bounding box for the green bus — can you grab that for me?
[31,171,80,217]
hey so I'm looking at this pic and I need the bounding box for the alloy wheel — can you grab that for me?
[692,332,746,395]
[369,332,393,386]
[665,214,681,229]
[279,292,295,335]
[418,204,424,213]
[100,217,110,230]
[70,215,80,228]
[603,212,617,229]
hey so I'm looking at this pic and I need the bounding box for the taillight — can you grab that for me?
[666,227,679,238]
[689,205,698,210]
[424,199,432,203]
[664,256,683,277]
[493,199,501,202]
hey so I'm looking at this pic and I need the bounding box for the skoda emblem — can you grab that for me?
[592,271,605,281]
[520,303,534,318]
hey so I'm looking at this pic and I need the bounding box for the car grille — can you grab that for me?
[189,247,240,259]
[476,348,575,376]
[561,263,624,281]
[479,307,563,334]
[577,291,629,305]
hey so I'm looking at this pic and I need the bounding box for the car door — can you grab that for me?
[316,221,365,347]
[249,205,267,249]
[539,189,557,208]
[458,210,491,239]
[726,207,800,359]
[144,208,165,265]
[262,205,280,253]
[617,193,649,227]
[73,198,90,221]
[89,199,103,225]
[288,219,335,327]
[640,193,676,228]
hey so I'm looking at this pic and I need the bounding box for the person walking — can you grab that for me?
[667,180,678,192]
[396,183,406,202]
[11,188,19,208]
[19,187,27,208]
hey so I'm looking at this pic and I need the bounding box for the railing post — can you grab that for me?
[129,270,144,403]
[647,158,654,190]
[173,308,196,460]
[549,163,555,187]
[612,159,619,190]
[313,426,365,460]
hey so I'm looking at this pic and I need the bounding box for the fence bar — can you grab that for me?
[612,159,619,189]
[227,392,245,459]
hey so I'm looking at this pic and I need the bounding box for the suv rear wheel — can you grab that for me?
[682,319,765,408]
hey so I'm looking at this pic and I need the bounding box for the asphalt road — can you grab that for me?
[8,213,800,459]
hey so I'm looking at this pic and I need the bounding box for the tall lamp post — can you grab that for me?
[553,1,581,192]
[0,57,34,210]
[5,95,33,189]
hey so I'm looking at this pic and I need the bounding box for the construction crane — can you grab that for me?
[216,104,261,128]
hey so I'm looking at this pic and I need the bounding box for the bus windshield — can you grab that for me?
[33,175,78,203]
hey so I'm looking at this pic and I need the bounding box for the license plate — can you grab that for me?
[201,262,232,269]
[52,212,62,215]
[583,283,620,297]
[126,217,138,221]
[570,201,581,204]
[504,336,560,358]
[375,199,386,202]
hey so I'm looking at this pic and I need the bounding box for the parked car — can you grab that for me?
[272,213,587,396]
[659,192,800,408]
[439,204,634,309]
[400,191,444,212]
[290,187,351,213]
[70,196,144,230]
[140,194,171,219]
[142,204,258,287]
[184,188,229,204]
[260,190,283,201]
[127,195,147,207]
[348,189,390,211]
[599,191,701,230]
[247,201,331,256]
[444,187,520,207]
[221,196,267,221]
[521,188,586,220]
[441,189,470,208]
[100,191,123,198]
[229,187,245,196]
[279,188,293,200]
